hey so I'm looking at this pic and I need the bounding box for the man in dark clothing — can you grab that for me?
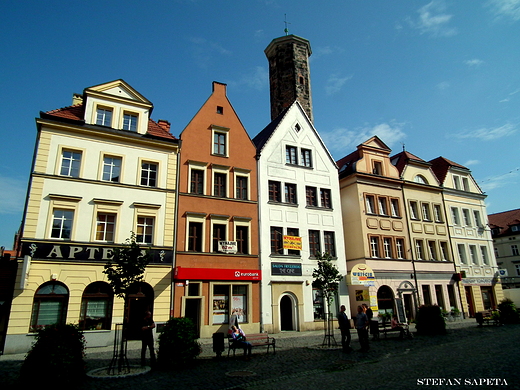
[355,305,370,352]
[337,304,352,352]
[141,311,156,367]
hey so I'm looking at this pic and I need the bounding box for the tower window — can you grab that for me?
[299,76,304,85]
[217,106,224,114]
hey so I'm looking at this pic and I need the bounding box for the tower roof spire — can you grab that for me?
[284,14,291,36]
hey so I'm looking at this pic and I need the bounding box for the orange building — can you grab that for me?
[173,82,260,337]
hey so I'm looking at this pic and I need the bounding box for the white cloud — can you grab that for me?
[453,123,517,141]
[465,59,484,67]
[322,122,407,157]
[464,160,480,166]
[234,66,268,91]
[479,167,519,192]
[188,37,232,68]
[487,0,520,21]
[436,81,450,90]
[0,175,26,215]
[408,0,458,37]
[325,74,352,95]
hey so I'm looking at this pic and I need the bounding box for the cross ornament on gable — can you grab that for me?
[284,14,291,35]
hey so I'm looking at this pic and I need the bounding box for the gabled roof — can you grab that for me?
[488,208,520,236]
[336,136,390,175]
[42,104,176,141]
[391,150,428,175]
[85,79,153,107]
[429,156,468,185]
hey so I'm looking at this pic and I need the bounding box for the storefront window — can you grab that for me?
[312,288,338,320]
[30,282,69,332]
[212,284,248,324]
[79,282,113,330]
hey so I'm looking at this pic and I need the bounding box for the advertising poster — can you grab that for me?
[213,294,228,323]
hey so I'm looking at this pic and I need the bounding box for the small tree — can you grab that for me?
[312,252,343,346]
[103,233,152,372]
[158,317,201,369]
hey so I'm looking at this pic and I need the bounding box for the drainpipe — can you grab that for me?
[171,139,182,318]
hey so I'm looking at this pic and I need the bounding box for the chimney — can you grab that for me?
[157,119,171,133]
[72,93,83,106]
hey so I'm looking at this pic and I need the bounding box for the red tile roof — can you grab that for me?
[390,151,427,175]
[429,156,468,185]
[488,208,520,236]
[44,104,176,140]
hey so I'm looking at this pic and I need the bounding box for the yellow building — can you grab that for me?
[4,80,179,354]
[430,157,503,316]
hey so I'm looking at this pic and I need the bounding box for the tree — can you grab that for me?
[312,252,343,346]
[103,233,152,373]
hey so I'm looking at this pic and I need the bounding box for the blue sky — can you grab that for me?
[1,0,519,249]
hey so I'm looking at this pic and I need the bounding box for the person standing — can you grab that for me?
[141,310,156,367]
[355,305,370,352]
[337,305,352,353]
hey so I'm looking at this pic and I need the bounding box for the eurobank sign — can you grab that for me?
[175,267,261,281]
[349,264,376,286]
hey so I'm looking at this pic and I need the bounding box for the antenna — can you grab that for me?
[284,14,291,35]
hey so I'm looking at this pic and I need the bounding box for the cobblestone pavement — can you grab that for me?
[2,319,519,389]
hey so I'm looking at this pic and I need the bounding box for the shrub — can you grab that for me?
[157,317,201,369]
[415,305,446,335]
[498,298,520,324]
[20,324,86,385]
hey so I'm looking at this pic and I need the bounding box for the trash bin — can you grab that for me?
[212,332,225,358]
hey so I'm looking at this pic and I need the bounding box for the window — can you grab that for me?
[320,189,332,209]
[414,175,428,184]
[79,282,113,331]
[268,181,281,202]
[494,247,499,258]
[286,146,298,165]
[366,195,376,214]
[469,245,478,265]
[60,150,82,177]
[216,106,224,114]
[214,132,226,155]
[236,176,248,200]
[378,197,388,216]
[188,221,203,252]
[309,230,321,257]
[287,227,300,256]
[370,236,380,258]
[306,186,318,207]
[409,201,419,220]
[30,282,69,332]
[214,172,227,197]
[212,284,248,324]
[324,231,336,257]
[440,242,450,261]
[390,199,400,217]
[415,240,425,260]
[236,226,249,255]
[451,208,460,225]
[422,203,431,221]
[301,149,312,167]
[396,239,405,259]
[141,162,157,187]
[512,245,519,256]
[383,237,392,258]
[270,227,283,255]
[457,244,467,264]
[462,209,472,226]
[453,176,461,190]
[434,205,443,222]
[51,209,74,239]
[285,183,297,204]
[96,213,116,242]
[102,156,122,182]
[136,216,154,244]
[373,161,383,175]
[190,169,204,194]
[462,177,470,191]
[96,107,112,127]
[313,288,325,320]
[480,246,489,265]
[428,241,437,260]
[516,264,520,276]
[512,225,520,232]
[122,113,138,132]
[212,223,226,252]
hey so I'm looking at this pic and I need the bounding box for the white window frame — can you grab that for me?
[185,212,207,252]
[96,106,113,127]
[451,207,460,226]
[212,164,230,198]
[469,245,478,265]
[122,111,138,132]
[390,198,400,217]
[457,244,467,265]
[58,147,83,178]
[480,246,489,265]
[210,215,229,253]
[433,204,443,223]
[101,154,123,183]
[366,195,376,214]
[47,194,81,241]
[234,217,252,255]
[133,202,161,245]
[233,168,251,201]
[188,161,208,195]
[212,126,229,157]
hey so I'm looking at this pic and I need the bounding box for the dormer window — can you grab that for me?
[96,107,112,127]
[373,161,383,175]
[123,112,138,132]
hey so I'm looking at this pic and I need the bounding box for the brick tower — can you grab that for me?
[265,35,313,123]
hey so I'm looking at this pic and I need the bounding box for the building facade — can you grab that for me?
[430,157,503,316]
[172,82,260,338]
[4,80,179,354]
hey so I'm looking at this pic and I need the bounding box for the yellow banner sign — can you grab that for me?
[283,235,302,250]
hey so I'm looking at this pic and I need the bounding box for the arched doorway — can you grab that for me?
[279,294,297,331]
[126,282,154,340]
[377,285,395,315]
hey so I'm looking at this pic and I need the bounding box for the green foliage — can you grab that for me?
[158,317,201,368]
[312,252,343,312]
[20,324,86,385]
[415,305,446,335]
[498,298,520,324]
[103,233,151,299]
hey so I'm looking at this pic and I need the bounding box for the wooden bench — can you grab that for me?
[476,311,499,326]
[378,322,412,339]
[228,333,276,357]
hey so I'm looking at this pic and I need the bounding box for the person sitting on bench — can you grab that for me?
[231,325,252,358]
[391,315,406,339]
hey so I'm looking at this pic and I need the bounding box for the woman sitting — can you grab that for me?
[231,325,252,358]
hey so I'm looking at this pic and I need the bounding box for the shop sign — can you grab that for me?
[218,241,237,254]
[175,267,261,281]
[271,262,302,276]
[461,277,495,286]
[283,235,302,250]
[350,264,376,286]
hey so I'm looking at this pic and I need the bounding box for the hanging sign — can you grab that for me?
[350,264,376,286]
[218,241,237,254]
[283,235,302,250]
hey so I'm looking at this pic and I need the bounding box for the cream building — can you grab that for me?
[430,157,503,316]
[4,80,179,354]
